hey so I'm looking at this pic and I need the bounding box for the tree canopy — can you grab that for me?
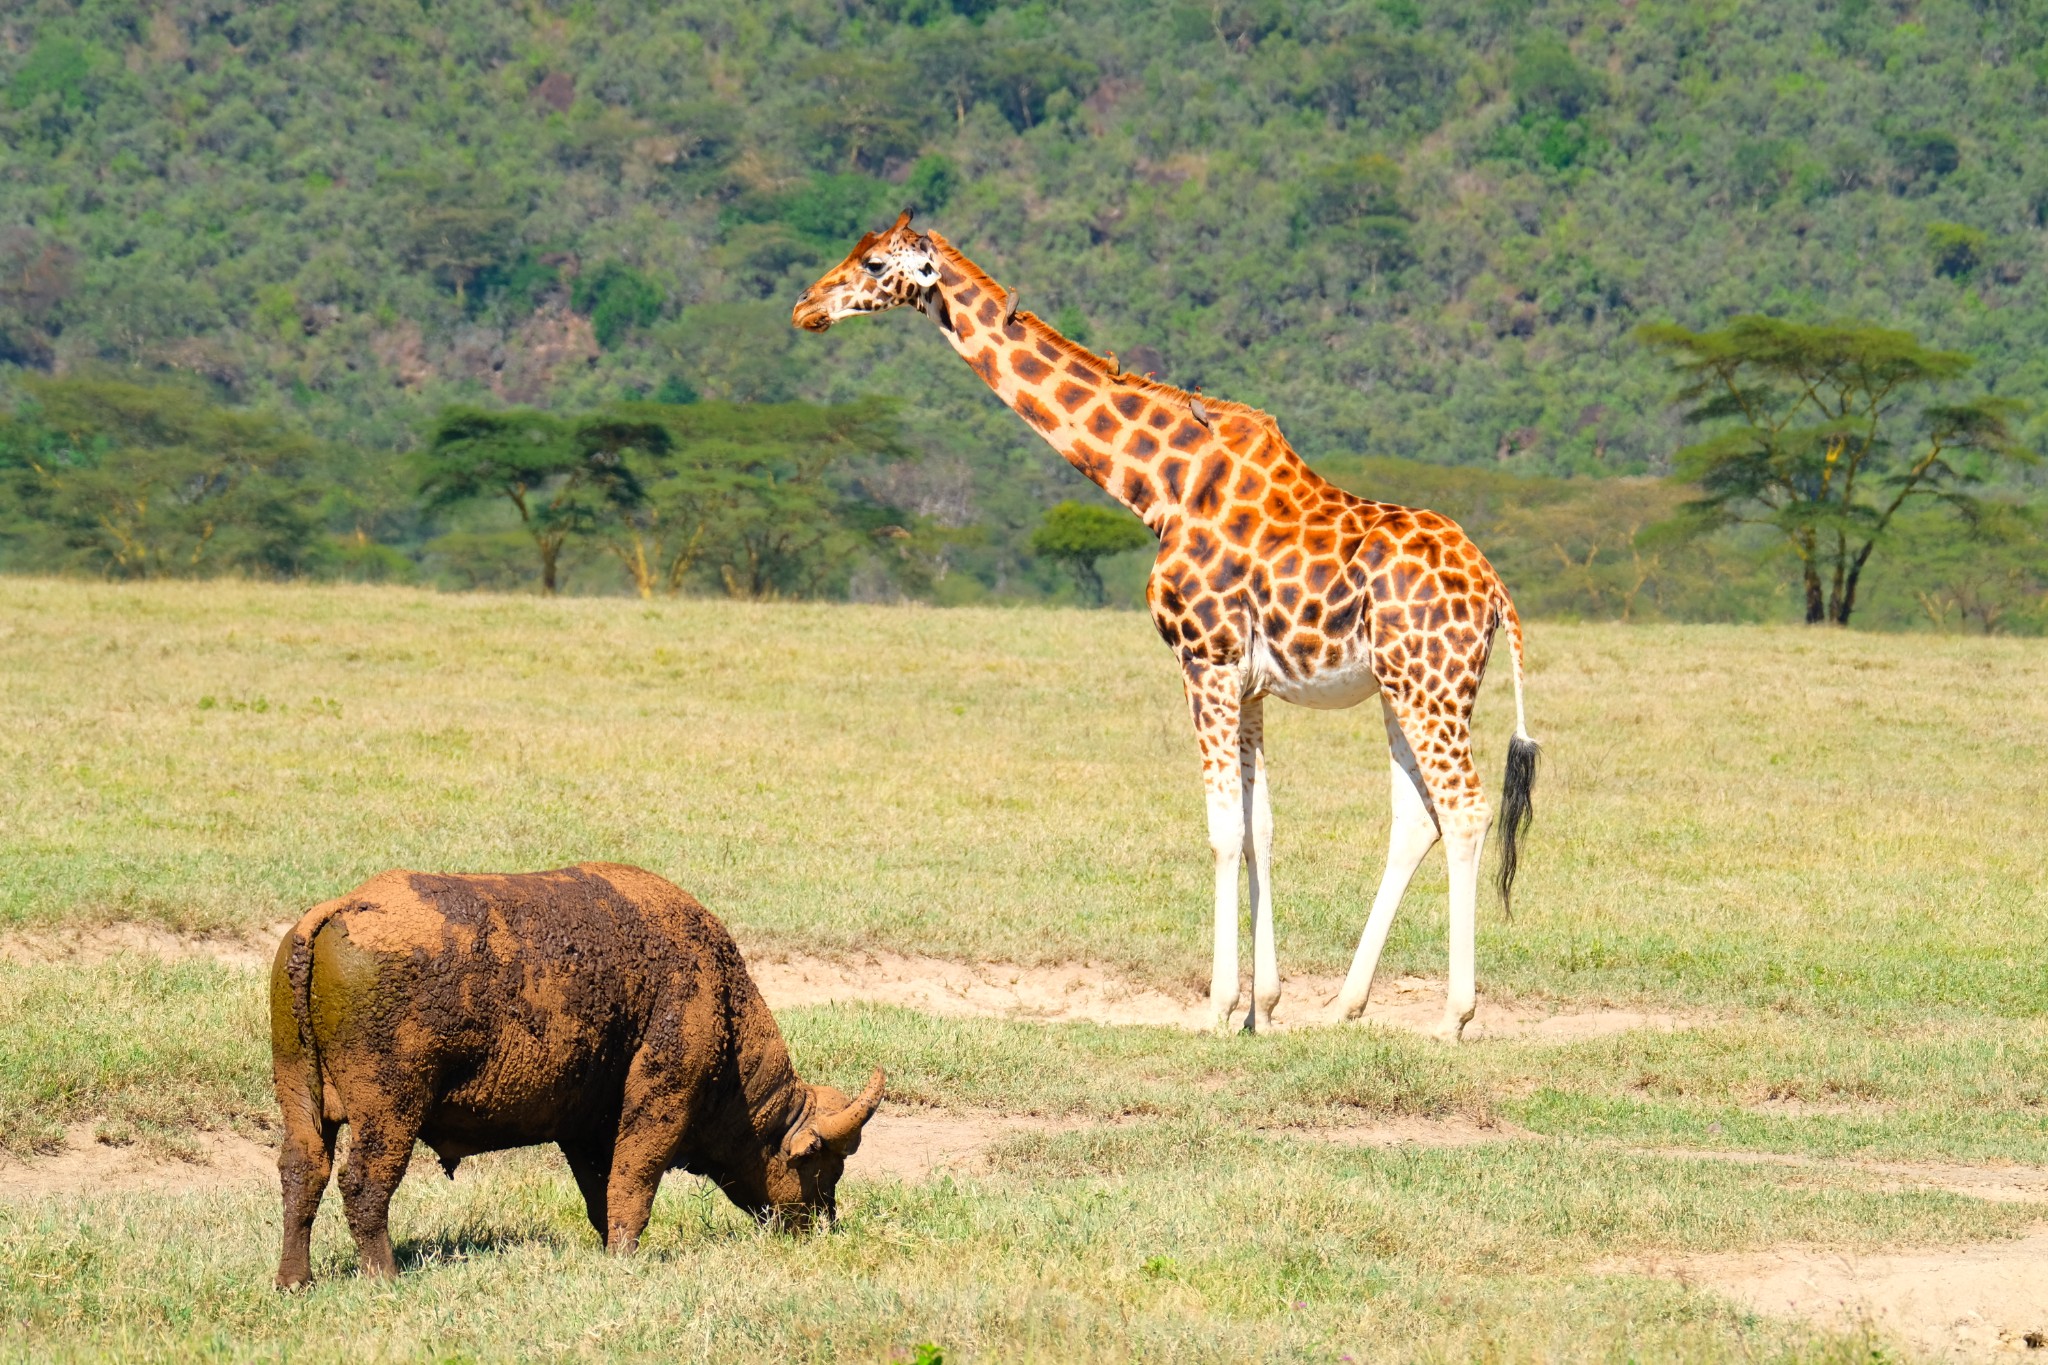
[1640,317,2035,625]
[0,1,2044,627]
[1030,501,1154,605]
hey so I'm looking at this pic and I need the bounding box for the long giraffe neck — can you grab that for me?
[921,231,1326,528]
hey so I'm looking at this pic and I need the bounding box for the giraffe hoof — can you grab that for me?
[1422,1013,1476,1043]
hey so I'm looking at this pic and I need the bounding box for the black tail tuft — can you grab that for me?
[1496,735,1540,915]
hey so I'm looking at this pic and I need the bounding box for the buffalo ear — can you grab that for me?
[781,1087,823,1159]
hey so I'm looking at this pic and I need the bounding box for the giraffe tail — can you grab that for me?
[1493,592,1539,914]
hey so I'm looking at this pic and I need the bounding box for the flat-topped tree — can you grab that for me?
[417,409,660,595]
[1639,316,2036,626]
[792,212,1541,1041]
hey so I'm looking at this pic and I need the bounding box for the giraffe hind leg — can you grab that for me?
[1336,699,1441,1022]
[1381,688,1491,1043]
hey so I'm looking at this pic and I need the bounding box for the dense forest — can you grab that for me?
[0,0,2043,628]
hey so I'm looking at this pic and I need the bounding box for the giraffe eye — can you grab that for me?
[862,258,886,276]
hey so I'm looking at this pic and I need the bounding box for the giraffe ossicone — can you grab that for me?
[792,214,1540,1042]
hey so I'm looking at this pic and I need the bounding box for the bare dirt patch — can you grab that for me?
[853,1110,1086,1180]
[856,1110,1526,1179]
[0,1124,277,1199]
[0,925,1699,1042]
[751,950,1699,1041]
[1,1110,1528,1200]
[0,921,291,970]
[1636,1231,2048,1362]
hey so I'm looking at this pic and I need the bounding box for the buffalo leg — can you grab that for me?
[275,1115,338,1290]
[336,1114,420,1278]
[604,1036,710,1254]
[560,1140,614,1244]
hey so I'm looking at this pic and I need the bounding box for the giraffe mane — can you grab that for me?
[924,230,1294,454]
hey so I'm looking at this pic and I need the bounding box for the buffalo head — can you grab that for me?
[718,1066,885,1230]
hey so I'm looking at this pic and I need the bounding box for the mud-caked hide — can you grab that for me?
[269,862,884,1287]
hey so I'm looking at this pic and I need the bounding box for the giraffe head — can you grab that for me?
[790,210,943,332]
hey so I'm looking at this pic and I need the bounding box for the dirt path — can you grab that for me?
[0,1111,1516,1199]
[0,922,290,970]
[0,1124,278,1198]
[11,1111,2041,1208]
[750,950,1696,1041]
[1634,1234,2048,1362]
[1,924,1697,1041]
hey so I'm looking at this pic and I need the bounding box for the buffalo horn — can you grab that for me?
[811,1066,886,1149]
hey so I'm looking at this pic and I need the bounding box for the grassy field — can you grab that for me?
[1,578,2045,1361]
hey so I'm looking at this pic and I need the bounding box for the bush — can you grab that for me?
[779,174,893,243]
[1926,222,1987,280]
[905,155,958,215]
[571,263,665,348]
[1891,129,1960,186]
[1510,34,1602,121]
[6,36,95,112]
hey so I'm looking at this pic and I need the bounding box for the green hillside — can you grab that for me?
[1,0,2044,621]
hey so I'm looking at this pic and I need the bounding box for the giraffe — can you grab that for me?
[792,212,1539,1041]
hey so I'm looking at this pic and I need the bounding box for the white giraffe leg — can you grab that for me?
[1335,732,1440,1022]
[1372,688,1491,1043]
[1204,772,1244,1036]
[1185,670,1244,1037]
[1240,699,1280,1032]
[1433,810,1491,1041]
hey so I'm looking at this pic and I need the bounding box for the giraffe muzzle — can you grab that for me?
[791,293,834,332]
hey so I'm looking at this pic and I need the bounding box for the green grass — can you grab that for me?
[2,578,2046,1361]
[3,578,2043,1016]
[2,1128,2030,1363]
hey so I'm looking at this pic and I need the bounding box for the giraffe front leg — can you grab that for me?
[1241,698,1280,1032]
[1185,667,1244,1037]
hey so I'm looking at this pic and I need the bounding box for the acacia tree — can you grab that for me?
[1030,500,1153,605]
[2,375,323,578]
[1639,317,2035,625]
[417,408,648,593]
[593,397,908,600]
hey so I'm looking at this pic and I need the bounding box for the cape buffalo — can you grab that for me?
[270,862,883,1288]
